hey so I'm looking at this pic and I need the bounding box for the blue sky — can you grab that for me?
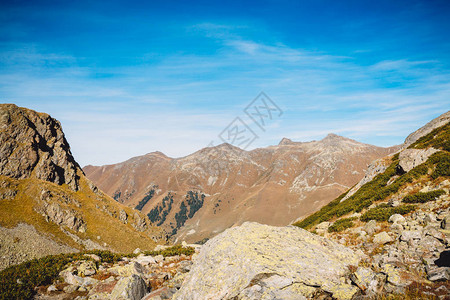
[1,0,449,166]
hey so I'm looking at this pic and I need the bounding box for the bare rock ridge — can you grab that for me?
[0,104,164,270]
[0,103,81,191]
[404,110,450,147]
[84,131,399,243]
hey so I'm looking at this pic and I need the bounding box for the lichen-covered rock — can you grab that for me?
[110,274,148,300]
[0,104,81,191]
[174,222,362,300]
[373,232,394,244]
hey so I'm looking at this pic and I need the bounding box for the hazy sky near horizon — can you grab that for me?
[1,0,449,166]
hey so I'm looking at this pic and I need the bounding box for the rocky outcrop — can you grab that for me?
[0,104,81,191]
[398,148,439,173]
[174,222,362,300]
[404,111,450,147]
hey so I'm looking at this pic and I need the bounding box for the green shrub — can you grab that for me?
[142,244,195,257]
[409,122,450,151]
[403,190,446,203]
[328,217,357,233]
[360,205,416,222]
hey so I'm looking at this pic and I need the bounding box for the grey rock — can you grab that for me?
[373,232,394,244]
[388,214,406,225]
[174,222,362,300]
[110,274,148,300]
[119,210,128,224]
[398,148,438,173]
[400,230,422,242]
[428,267,450,281]
[364,220,379,235]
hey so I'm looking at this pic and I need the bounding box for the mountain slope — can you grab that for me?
[0,104,164,270]
[84,132,398,243]
[294,111,450,230]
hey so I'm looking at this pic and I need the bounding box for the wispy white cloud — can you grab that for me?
[1,23,449,166]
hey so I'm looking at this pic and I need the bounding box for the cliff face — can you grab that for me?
[0,104,80,191]
[0,104,164,271]
[84,132,399,243]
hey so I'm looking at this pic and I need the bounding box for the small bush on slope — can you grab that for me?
[409,122,450,152]
[328,217,357,233]
[360,204,416,222]
[403,190,446,204]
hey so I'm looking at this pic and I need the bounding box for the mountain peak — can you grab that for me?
[0,103,81,191]
[278,137,295,145]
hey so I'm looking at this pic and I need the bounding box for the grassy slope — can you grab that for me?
[0,170,163,253]
[294,122,450,229]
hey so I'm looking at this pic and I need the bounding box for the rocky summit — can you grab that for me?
[0,104,80,191]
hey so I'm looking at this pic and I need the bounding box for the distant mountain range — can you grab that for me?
[84,132,399,243]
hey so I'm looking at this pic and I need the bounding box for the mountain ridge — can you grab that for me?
[84,127,399,243]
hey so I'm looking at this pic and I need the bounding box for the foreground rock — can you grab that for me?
[175,222,362,300]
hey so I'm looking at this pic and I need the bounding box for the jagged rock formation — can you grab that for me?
[0,104,165,270]
[174,222,362,300]
[0,104,80,191]
[84,133,398,242]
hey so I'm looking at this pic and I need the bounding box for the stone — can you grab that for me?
[373,232,394,244]
[390,223,403,232]
[78,260,97,276]
[135,255,156,266]
[108,262,144,277]
[174,222,362,299]
[428,267,450,281]
[142,287,177,300]
[364,220,378,235]
[389,214,406,225]
[441,214,450,230]
[382,264,412,287]
[400,230,422,242]
[63,284,79,293]
[133,248,141,254]
[110,274,148,300]
[119,209,128,224]
[47,285,58,292]
[398,148,438,173]
[154,255,164,263]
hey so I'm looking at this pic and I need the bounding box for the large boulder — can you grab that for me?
[398,148,438,173]
[174,222,362,300]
